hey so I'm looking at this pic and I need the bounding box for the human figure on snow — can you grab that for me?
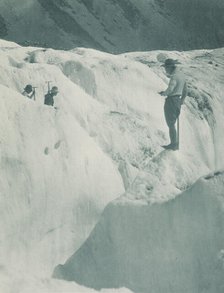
[22,84,36,100]
[44,86,59,107]
[159,59,187,151]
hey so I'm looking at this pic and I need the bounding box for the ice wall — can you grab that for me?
[0,41,125,279]
[54,171,224,293]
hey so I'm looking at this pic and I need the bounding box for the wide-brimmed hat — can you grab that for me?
[161,58,181,67]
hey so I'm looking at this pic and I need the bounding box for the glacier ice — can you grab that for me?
[54,172,224,293]
[1,39,224,292]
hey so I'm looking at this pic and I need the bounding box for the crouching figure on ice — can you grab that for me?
[22,84,36,100]
[159,58,187,151]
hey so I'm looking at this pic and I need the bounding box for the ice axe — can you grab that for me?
[32,86,38,101]
[46,81,52,93]
[177,117,180,150]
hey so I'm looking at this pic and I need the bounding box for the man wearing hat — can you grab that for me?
[44,86,59,107]
[22,84,36,100]
[159,58,187,150]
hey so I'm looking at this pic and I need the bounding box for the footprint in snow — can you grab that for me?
[44,147,49,155]
[44,140,62,155]
[54,140,61,149]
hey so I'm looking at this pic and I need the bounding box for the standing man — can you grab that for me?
[159,59,187,151]
[44,86,59,107]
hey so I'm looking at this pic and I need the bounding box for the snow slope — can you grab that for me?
[0,0,224,52]
[0,39,224,292]
[0,40,125,292]
[54,171,224,293]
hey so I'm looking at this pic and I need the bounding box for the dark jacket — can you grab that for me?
[44,93,54,106]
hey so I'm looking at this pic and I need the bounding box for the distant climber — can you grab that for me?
[159,58,187,150]
[44,86,58,107]
[22,84,36,100]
